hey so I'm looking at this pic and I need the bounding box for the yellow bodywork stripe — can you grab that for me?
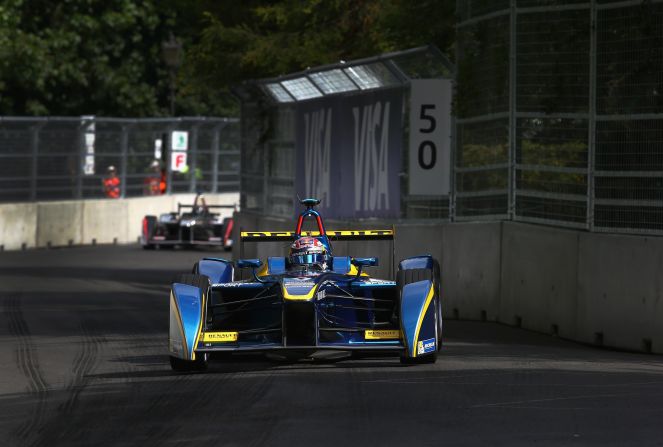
[282,283,318,301]
[192,290,206,361]
[411,282,435,357]
[346,263,369,277]
[256,262,270,277]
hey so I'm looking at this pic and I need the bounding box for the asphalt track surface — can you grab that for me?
[1,245,663,446]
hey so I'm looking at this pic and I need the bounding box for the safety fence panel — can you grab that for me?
[0,117,238,203]
[455,118,510,219]
[456,0,663,236]
[593,1,663,233]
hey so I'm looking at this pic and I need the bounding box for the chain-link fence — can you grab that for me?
[0,117,239,202]
[457,0,663,234]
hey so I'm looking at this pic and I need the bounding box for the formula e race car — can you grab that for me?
[168,198,441,371]
[142,194,235,250]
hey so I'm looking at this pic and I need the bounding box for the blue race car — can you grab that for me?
[168,198,441,371]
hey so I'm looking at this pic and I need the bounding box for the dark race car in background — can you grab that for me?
[142,194,235,250]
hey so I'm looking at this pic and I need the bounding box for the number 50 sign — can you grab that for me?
[408,79,452,196]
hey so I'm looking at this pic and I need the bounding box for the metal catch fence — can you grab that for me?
[456,0,663,235]
[0,117,239,202]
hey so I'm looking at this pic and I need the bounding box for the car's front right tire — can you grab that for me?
[169,353,208,372]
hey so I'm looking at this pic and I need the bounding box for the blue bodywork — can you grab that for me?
[169,199,441,362]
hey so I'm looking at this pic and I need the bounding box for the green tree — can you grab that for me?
[180,0,456,114]
[0,0,175,116]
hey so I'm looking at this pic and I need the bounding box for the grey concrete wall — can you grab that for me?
[0,193,239,250]
[500,222,579,339]
[0,203,37,250]
[37,201,84,247]
[82,199,129,245]
[443,222,502,321]
[577,232,663,353]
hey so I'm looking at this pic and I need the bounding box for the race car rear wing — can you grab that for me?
[238,228,396,277]
[177,203,237,213]
[240,229,394,242]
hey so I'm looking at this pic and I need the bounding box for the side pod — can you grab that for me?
[169,283,205,361]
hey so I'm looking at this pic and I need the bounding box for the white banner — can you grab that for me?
[408,79,452,196]
[81,116,96,175]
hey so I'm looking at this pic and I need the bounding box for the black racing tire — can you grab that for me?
[142,244,155,250]
[436,296,443,351]
[400,352,437,365]
[169,353,208,372]
[169,274,211,373]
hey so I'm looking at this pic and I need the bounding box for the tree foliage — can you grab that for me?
[0,0,178,116]
[0,0,456,117]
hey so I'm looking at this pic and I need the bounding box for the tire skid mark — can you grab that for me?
[32,319,104,447]
[140,367,223,443]
[245,371,278,447]
[3,295,49,443]
[58,319,103,415]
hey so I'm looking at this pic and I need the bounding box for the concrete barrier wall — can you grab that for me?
[577,232,663,353]
[0,193,239,250]
[500,222,579,340]
[442,222,502,321]
[0,203,37,250]
[37,201,84,247]
[232,211,663,354]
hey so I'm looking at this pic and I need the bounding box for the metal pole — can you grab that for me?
[508,0,517,220]
[30,124,41,201]
[587,0,597,231]
[190,124,199,193]
[169,71,176,116]
[120,124,129,198]
[211,122,226,193]
[166,125,173,194]
[76,123,84,199]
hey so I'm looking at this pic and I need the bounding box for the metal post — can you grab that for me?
[263,141,269,212]
[190,124,199,193]
[76,123,84,199]
[166,124,174,194]
[30,124,41,201]
[587,0,597,231]
[120,124,129,198]
[211,122,225,193]
[508,0,517,220]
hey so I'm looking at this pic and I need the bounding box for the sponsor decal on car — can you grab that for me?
[417,337,436,354]
[365,329,400,340]
[203,332,238,342]
[367,279,395,285]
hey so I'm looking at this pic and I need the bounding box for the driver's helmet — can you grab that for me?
[288,237,329,271]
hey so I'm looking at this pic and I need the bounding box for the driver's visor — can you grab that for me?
[289,254,326,265]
